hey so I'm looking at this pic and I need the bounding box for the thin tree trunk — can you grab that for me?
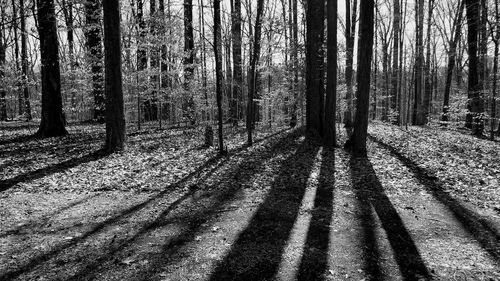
[214,0,224,153]
[345,0,357,129]
[324,0,337,146]
[20,0,31,120]
[491,0,499,139]
[290,0,298,127]
[184,0,195,124]
[231,0,242,125]
[423,0,435,123]
[36,0,67,137]
[103,0,125,152]
[391,0,400,124]
[0,4,6,121]
[413,0,425,125]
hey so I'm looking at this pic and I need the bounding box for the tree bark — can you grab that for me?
[344,0,357,129]
[231,0,243,125]
[20,0,31,120]
[84,0,105,122]
[103,0,125,152]
[36,0,67,137]
[246,0,265,145]
[323,0,337,146]
[413,0,425,125]
[391,0,400,123]
[465,0,484,135]
[305,0,325,137]
[348,0,374,157]
[0,5,6,121]
[423,0,435,123]
[184,0,195,124]
[442,1,465,124]
[214,0,225,153]
[290,0,298,127]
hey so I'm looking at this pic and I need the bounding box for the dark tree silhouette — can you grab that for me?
[36,0,68,137]
[103,0,125,152]
[347,0,375,157]
[214,0,224,153]
[323,0,337,146]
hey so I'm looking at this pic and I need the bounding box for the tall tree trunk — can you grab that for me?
[465,0,484,135]
[324,0,337,146]
[348,0,374,157]
[198,0,208,121]
[442,0,464,123]
[20,0,31,120]
[0,4,6,121]
[246,0,265,145]
[36,0,67,137]
[391,0,400,123]
[290,0,298,127]
[103,0,125,152]
[137,0,147,123]
[214,0,224,153]
[344,0,357,129]
[184,0,195,124]
[231,0,242,125]
[11,0,22,116]
[150,0,159,122]
[85,0,104,122]
[305,0,325,137]
[492,0,499,139]
[61,0,75,118]
[413,0,425,125]
[423,0,435,123]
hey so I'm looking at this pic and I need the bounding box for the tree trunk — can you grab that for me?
[465,0,484,135]
[11,0,22,116]
[231,0,243,125]
[391,0,400,123]
[214,0,225,153]
[84,0,105,122]
[290,0,298,127]
[20,0,31,120]
[305,0,325,137]
[137,0,147,123]
[442,0,465,123]
[344,0,357,130]
[323,0,337,146]
[184,0,195,124]
[348,0,374,157]
[423,0,435,124]
[246,0,265,146]
[103,0,125,152]
[0,6,6,121]
[491,0,499,139]
[36,0,67,137]
[413,0,425,125]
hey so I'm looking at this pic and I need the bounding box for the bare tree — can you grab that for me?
[214,0,225,153]
[323,0,337,146]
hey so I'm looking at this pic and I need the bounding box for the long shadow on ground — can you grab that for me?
[64,128,303,281]
[0,150,107,192]
[297,146,336,280]
[208,139,321,281]
[349,156,432,280]
[0,128,299,281]
[369,135,500,263]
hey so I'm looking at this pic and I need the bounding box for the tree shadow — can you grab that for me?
[0,149,107,192]
[0,193,98,239]
[349,156,431,280]
[0,128,304,281]
[64,128,305,281]
[297,146,336,280]
[369,135,500,263]
[208,139,321,281]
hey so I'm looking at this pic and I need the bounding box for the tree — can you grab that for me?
[323,0,337,146]
[391,0,400,123]
[347,0,375,157]
[247,0,265,146]
[441,0,465,124]
[103,0,125,152]
[231,0,243,125]
[465,0,484,136]
[305,0,325,137]
[214,0,224,153]
[423,0,435,123]
[36,0,68,137]
[289,0,299,127]
[344,0,357,131]
[491,0,500,139]
[0,1,6,121]
[184,0,195,124]
[84,0,105,122]
[413,0,425,125]
[20,0,31,120]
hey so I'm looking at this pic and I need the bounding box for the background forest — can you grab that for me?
[1,0,499,143]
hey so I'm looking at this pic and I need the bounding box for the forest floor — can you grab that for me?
[0,121,499,281]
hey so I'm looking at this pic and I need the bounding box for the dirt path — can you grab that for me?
[0,127,499,280]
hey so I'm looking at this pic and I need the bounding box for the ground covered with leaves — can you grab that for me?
[0,122,499,280]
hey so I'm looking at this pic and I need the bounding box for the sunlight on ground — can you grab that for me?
[276,147,323,281]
